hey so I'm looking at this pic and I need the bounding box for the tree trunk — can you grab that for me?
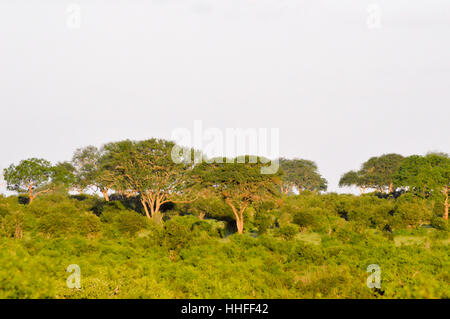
[154,197,162,218]
[444,186,448,221]
[102,189,110,202]
[149,199,155,218]
[388,182,394,193]
[279,185,289,194]
[145,195,164,224]
[141,198,151,219]
[360,186,366,194]
[28,184,34,205]
[226,199,246,235]
[236,217,244,234]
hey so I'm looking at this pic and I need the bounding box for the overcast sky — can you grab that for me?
[0,0,449,193]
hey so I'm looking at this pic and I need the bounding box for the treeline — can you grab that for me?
[2,138,449,236]
[338,153,449,220]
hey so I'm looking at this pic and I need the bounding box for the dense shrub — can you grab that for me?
[431,216,449,231]
[0,211,24,238]
[392,202,432,229]
[100,207,148,238]
[0,192,448,299]
[162,216,196,252]
[275,224,300,240]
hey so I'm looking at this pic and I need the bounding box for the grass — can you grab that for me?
[295,232,322,245]
[394,236,428,247]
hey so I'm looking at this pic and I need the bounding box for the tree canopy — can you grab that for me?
[193,155,281,234]
[101,139,198,222]
[3,158,53,204]
[395,153,449,219]
[278,158,327,194]
[72,145,114,201]
[339,154,404,193]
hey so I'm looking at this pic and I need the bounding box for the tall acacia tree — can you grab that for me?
[3,158,53,204]
[338,170,367,193]
[193,155,281,234]
[361,154,404,192]
[103,139,198,222]
[72,145,115,201]
[339,153,404,193]
[395,153,449,220]
[278,158,327,194]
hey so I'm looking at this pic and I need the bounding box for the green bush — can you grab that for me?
[0,211,24,238]
[100,208,148,238]
[430,216,448,231]
[392,202,432,229]
[162,216,195,252]
[275,224,300,240]
[0,192,448,299]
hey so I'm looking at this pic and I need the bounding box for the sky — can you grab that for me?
[0,0,449,194]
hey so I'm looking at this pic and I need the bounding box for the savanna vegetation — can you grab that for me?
[0,139,448,298]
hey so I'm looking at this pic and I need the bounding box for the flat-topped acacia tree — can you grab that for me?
[278,158,327,194]
[3,158,53,204]
[103,139,198,222]
[360,154,404,193]
[339,153,404,193]
[193,155,281,234]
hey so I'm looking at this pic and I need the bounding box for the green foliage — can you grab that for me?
[253,208,275,234]
[395,153,449,219]
[3,159,77,203]
[102,139,199,220]
[100,206,149,238]
[3,158,53,198]
[275,224,300,240]
[0,191,448,299]
[392,201,432,229]
[193,155,282,234]
[50,162,76,190]
[278,158,327,193]
[395,153,449,194]
[431,216,449,231]
[162,216,195,252]
[339,154,404,192]
[72,145,112,195]
[0,148,449,299]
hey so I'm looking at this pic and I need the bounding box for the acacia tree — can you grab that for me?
[395,153,449,220]
[339,154,404,193]
[72,145,114,201]
[3,158,53,204]
[103,139,198,222]
[278,158,327,194]
[361,154,404,192]
[193,155,281,234]
[338,170,366,193]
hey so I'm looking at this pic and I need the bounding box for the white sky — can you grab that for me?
[1,0,449,193]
